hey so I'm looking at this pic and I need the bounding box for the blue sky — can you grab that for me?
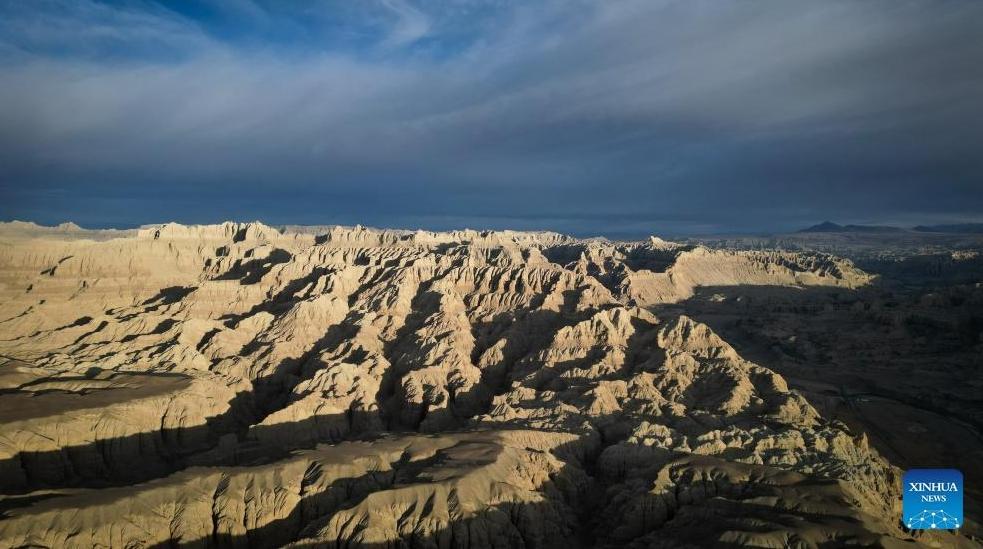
[1,0,982,236]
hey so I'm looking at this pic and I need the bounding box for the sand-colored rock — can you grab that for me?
[0,222,972,547]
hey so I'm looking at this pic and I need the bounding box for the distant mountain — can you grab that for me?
[798,221,903,233]
[798,221,843,232]
[912,223,983,234]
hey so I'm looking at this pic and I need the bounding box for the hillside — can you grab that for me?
[0,222,972,547]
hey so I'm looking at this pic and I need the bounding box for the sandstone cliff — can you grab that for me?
[0,222,967,548]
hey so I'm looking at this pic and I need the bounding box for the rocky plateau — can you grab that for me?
[0,221,979,548]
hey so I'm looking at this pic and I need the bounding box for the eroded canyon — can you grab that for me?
[0,221,979,548]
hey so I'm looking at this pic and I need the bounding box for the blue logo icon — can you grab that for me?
[903,469,963,530]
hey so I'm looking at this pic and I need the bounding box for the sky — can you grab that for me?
[1,0,982,237]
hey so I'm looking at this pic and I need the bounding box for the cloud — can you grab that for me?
[0,0,217,59]
[1,0,982,234]
[378,0,431,48]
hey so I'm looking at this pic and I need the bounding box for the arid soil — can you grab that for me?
[0,221,978,548]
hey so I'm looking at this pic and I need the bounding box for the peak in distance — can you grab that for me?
[798,221,905,234]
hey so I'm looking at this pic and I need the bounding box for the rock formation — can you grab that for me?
[0,221,972,547]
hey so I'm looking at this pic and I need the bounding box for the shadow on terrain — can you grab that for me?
[213,248,292,284]
[663,283,983,526]
[144,434,542,549]
[7,250,982,545]
[1,267,454,498]
[0,406,386,503]
[9,434,921,549]
[4,430,590,548]
[1,274,372,498]
[142,286,198,307]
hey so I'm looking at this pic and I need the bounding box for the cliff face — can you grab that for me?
[0,222,954,547]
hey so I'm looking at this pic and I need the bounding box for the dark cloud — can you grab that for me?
[1,0,981,236]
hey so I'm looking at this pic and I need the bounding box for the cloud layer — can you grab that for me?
[1,0,982,235]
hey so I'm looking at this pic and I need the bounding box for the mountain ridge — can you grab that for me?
[0,220,971,547]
